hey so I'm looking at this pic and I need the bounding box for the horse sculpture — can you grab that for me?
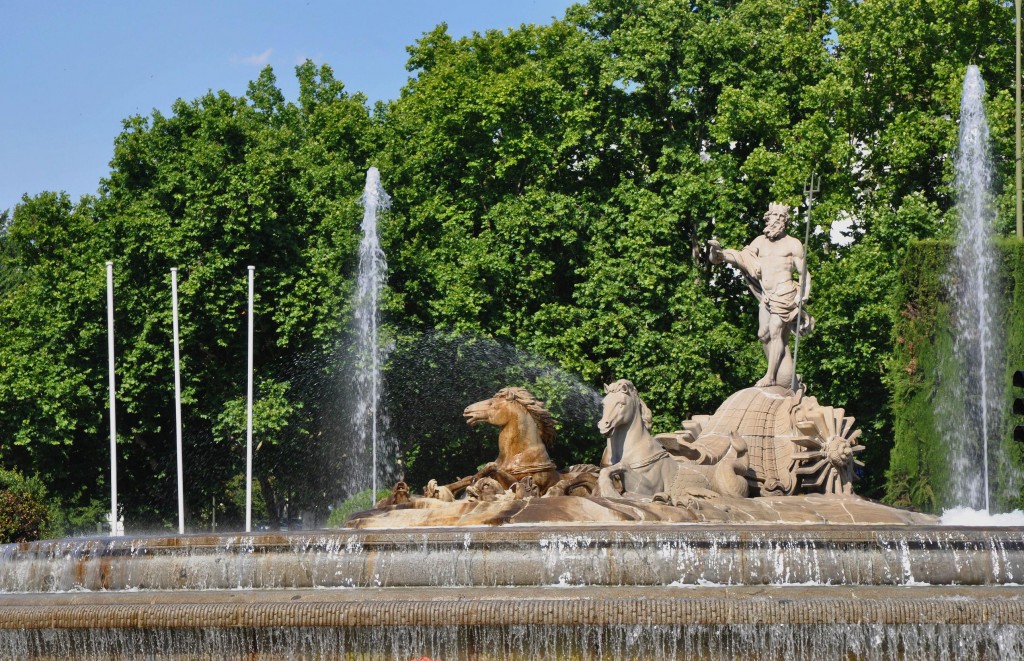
[442,387,564,497]
[596,380,678,499]
[596,379,750,502]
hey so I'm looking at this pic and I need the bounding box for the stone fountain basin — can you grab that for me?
[3,585,1023,628]
[1,515,1021,592]
[346,493,935,527]
[4,509,1024,658]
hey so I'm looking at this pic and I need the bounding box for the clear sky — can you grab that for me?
[0,1,576,214]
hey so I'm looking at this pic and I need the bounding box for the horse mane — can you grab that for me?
[494,387,556,449]
[604,379,653,431]
[604,379,637,396]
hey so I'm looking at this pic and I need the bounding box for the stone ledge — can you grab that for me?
[347,494,937,528]
[3,586,1024,628]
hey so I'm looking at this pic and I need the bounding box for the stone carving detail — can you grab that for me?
[708,203,814,388]
[596,379,749,503]
[659,385,865,497]
[373,206,870,520]
[437,387,598,499]
[422,479,454,502]
[787,390,865,495]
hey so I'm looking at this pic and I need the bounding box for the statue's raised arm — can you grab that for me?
[707,203,814,389]
[708,238,765,303]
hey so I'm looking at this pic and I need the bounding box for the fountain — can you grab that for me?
[350,167,393,503]
[3,518,1024,656]
[3,167,1024,657]
[941,65,1018,513]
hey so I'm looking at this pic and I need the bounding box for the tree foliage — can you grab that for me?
[0,0,1019,528]
[886,240,1024,513]
[1,64,375,528]
[0,468,59,543]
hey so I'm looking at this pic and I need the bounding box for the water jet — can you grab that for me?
[937,65,1021,517]
[351,167,393,504]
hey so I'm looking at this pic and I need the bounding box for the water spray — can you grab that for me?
[355,168,391,504]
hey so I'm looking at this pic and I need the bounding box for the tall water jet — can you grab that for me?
[943,65,1004,512]
[351,167,392,503]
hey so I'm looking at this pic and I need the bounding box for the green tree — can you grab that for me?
[95,63,375,527]
[376,0,1016,498]
[0,64,376,530]
[0,468,60,543]
[0,192,109,523]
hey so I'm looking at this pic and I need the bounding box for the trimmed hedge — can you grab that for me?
[885,239,1024,512]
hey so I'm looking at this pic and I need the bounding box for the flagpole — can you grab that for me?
[245,266,255,533]
[106,261,119,536]
[171,268,185,534]
[1016,0,1022,239]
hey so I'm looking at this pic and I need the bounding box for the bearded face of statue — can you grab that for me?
[763,210,789,240]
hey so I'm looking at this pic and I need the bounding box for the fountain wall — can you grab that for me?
[4,587,1024,659]
[3,523,1024,658]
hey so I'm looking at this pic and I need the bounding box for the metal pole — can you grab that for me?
[106,261,119,536]
[245,266,255,533]
[171,268,185,535]
[1016,0,1022,239]
[792,173,819,392]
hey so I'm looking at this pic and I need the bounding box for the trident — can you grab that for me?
[791,172,819,392]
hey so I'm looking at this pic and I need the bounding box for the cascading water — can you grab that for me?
[5,526,1024,658]
[351,167,393,503]
[941,65,1012,513]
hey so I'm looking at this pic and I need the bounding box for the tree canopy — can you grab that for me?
[0,0,1018,529]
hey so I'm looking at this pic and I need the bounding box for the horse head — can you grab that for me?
[464,390,516,428]
[463,387,556,449]
[598,379,642,436]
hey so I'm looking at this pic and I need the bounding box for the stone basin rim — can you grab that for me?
[4,585,1024,628]
[4,521,1017,549]
[3,524,1021,562]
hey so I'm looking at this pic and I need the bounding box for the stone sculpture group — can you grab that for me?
[363,204,870,523]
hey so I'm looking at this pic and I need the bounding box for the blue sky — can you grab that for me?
[0,1,576,214]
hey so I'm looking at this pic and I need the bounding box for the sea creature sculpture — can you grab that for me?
[595,379,753,502]
[595,379,680,500]
[443,387,563,496]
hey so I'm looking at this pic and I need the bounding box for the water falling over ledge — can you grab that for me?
[3,525,1024,591]
[3,588,1024,659]
[4,525,1024,658]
